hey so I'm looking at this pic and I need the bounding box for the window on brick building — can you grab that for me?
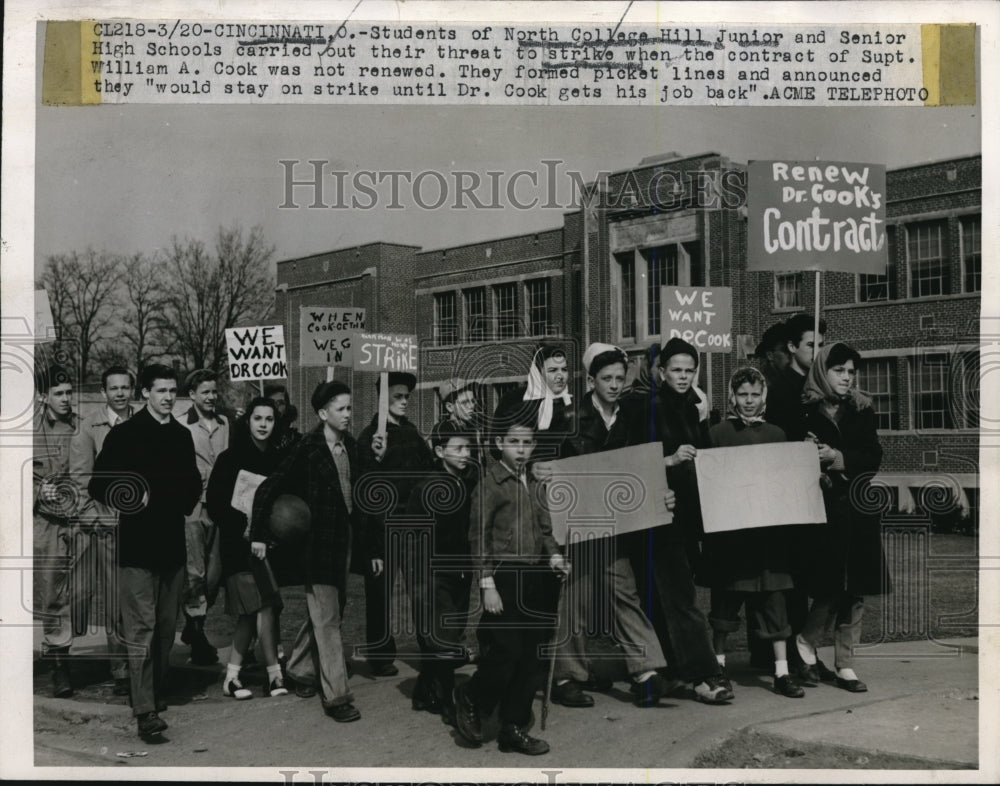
[617,253,636,339]
[961,215,981,293]
[957,350,980,428]
[525,278,552,336]
[907,220,950,298]
[774,273,802,309]
[494,282,520,339]
[464,287,487,342]
[857,358,899,430]
[858,227,897,302]
[433,291,458,345]
[643,245,679,335]
[913,352,952,429]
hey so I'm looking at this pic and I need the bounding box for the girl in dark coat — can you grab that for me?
[795,343,888,693]
[700,367,803,698]
[207,397,286,699]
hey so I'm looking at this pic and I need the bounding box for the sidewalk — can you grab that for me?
[34,629,980,770]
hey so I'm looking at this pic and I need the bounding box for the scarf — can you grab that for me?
[523,348,572,431]
[802,344,872,410]
[726,366,768,426]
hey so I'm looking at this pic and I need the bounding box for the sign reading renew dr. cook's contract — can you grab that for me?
[660,286,732,352]
[747,160,888,274]
[225,325,287,381]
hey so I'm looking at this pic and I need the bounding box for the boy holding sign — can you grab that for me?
[357,372,435,676]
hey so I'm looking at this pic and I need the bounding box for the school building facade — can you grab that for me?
[272,151,981,523]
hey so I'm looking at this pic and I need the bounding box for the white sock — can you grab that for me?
[716,654,726,668]
[266,664,282,681]
[635,670,657,683]
[795,634,817,666]
[837,667,858,681]
[225,663,241,682]
[775,659,789,678]
[556,679,570,686]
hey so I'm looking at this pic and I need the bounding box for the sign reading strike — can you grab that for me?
[299,307,366,367]
[225,325,287,381]
[660,286,732,352]
[747,160,887,273]
[353,332,419,373]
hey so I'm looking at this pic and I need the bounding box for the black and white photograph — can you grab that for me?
[2,0,997,781]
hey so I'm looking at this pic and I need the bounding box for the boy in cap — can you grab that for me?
[250,380,362,722]
[404,419,479,725]
[436,379,485,464]
[357,371,435,676]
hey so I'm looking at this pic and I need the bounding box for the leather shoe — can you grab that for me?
[113,677,131,696]
[326,703,361,722]
[412,684,443,714]
[498,723,549,755]
[294,680,318,699]
[792,663,820,687]
[631,673,673,707]
[50,660,74,699]
[835,676,868,693]
[369,662,399,677]
[137,711,168,737]
[816,659,837,682]
[551,680,594,708]
[453,682,483,743]
[774,674,805,698]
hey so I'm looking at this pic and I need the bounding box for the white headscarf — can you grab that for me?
[523,347,572,431]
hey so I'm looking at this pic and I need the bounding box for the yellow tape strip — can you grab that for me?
[42,21,100,105]
[922,23,976,106]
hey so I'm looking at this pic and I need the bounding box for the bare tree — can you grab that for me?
[163,224,275,372]
[120,252,174,372]
[37,249,123,381]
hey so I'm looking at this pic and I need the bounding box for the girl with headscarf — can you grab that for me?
[494,344,578,469]
[793,343,887,694]
[699,367,804,698]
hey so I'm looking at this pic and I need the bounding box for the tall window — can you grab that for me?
[957,350,980,429]
[857,358,898,430]
[858,227,897,302]
[525,278,552,336]
[643,245,679,335]
[433,291,457,345]
[961,215,981,293]
[494,282,520,339]
[914,352,952,429]
[464,287,487,342]
[618,253,636,339]
[908,220,950,298]
[774,273,803,309]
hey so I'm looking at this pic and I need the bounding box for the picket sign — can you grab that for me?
[747,159,889,363]
[225,325,287,382]
[352,332,419,437]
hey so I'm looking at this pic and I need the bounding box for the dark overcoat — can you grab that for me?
[249,425,364,592]
[798,401,890,597]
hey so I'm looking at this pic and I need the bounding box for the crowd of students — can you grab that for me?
[32,311,889,753]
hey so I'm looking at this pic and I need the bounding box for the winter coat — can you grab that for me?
[797,401,890,597]
[249,425,364,591]
[651,385,710,543]
[697,419,794,592]
[206,436,282,580]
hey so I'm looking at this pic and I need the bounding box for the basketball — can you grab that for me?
[268,494,311,542]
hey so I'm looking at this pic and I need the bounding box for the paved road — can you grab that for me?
[31,636,979,772]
